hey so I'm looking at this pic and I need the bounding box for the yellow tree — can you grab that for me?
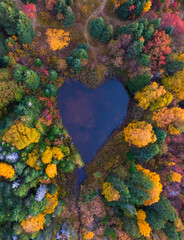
[136,165,162,206]
[2,121,40,150]
[152,107,184,133]
[46,28,70,51]
[102,182,120,201]
[135,82,173,111]
[162,68,184,100]
[137,209,151,237]
[123,121,157,147]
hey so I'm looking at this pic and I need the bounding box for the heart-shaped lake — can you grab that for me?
[58,79,129,184]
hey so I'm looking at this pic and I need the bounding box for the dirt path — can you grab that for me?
[84,0,108,60]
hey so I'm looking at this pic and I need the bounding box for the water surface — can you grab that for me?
[58,80,129,185]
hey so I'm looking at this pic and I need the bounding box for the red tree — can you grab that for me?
[144,30,171,70]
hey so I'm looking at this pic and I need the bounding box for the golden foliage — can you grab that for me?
[26,149,41,170]
[168,124,180,135]
[43,191,58,215]
[137,209,151,237]
[162,68,184,100]
[83,231,94,240]
[0,162,15,179]
[112,0,127,8]
[136,165,162,206]
[46,28,70,51]
[123,121,157,147]
[2,122,40,150]
[170,171,182,183]
[52,147,64,160]
[42,146,53,164]
[42,147,64,164]
[45,164,57,178]
[134,82,173,111]
[152,107,184,132]
[143,0,152,12]
[102,182,120,202]
[21,214,45,234]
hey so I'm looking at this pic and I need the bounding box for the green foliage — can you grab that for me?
[0,56,10,68]
[164,223,179,240]
[90,17,106,39]
[13,183,30,197]
[16,11,35,44]
[28,197,47,216]
[24,69,40,91]
[0,33,9,57]
[44,84,57,97]
[165,25,173,36]
[71,48,88,59]
[66,56,82,74]
[105,227,117,240]
[0,1,35,43]
[130,143,160,162]
[48,69,58,81]
[123,217,141,238]
[64,8,75,27]
[116,0,147,20]
[100,25,114,44]
[77,43,89,51]
[126,74,151,93]
[34,58,42,67]
[154,128,166,143]
[137,54,150,66]
[142,24,154,41]
[13,64,27,82]
[127,40,144,58]
[54,0,75,27]
[150,18,161,30]
[166,60,184,75]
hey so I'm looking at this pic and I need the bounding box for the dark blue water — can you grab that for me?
[58,79,129,185]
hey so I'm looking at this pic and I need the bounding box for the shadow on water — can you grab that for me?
[58,79,129,186]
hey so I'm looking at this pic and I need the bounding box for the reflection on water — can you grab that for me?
[58,79,129,185]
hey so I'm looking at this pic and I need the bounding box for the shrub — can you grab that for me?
[126,74,151,93]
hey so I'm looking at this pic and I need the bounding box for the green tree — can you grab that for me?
[127,40,144,58]
[64,8,75,27]
[126,74,151,93]
[16,11,35,44]
[90,17,106,39]
[24,69,40,91]
[44,84,57,97]
[130,143,160,162]
[48,70,58,81]
[100,25,114,44]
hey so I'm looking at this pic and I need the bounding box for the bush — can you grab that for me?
[0,56,10,68]
[126,74,151,93]
[166,60,184,75]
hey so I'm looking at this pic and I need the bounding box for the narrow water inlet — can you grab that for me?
[57,79,129,186]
